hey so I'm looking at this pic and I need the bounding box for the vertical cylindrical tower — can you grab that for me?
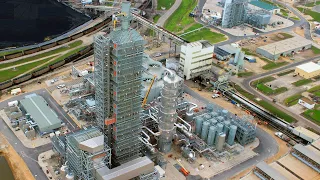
[158,72,183,153]
[227,125,237,146]
[210,119,217,126]
[215,123,224,144]
[216,133,226,152]
[223,120,230,135]
[201,121,210,141]
[207,126,217,146]
[195,116,204,136]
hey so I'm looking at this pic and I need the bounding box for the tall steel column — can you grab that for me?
[158,71,183,153]
[94,2,146,166]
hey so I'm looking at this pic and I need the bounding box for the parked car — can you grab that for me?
[212,94,220,99]
[154,53,162,57]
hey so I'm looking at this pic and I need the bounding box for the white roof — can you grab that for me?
[296,62,320,73]
[79,135,104,153]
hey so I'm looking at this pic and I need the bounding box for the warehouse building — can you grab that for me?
[256,36,312,60]
[20,95,62,134]
[295,62,320,79]
[249,0,280,14]
[179,40,214,80]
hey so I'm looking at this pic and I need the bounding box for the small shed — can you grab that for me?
[298,97,316,109]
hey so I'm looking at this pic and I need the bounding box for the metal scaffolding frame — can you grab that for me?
[66,128,111,180]
[222,0,248,28]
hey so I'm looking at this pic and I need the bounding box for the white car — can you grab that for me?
[57,84,65,89]
[154,53,162,57]
[212,94,220,99]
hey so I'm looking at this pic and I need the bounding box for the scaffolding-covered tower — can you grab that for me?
[158,71,183,153]
[221,0,248,28]
[94,2,146,166]
[65,127,111,180]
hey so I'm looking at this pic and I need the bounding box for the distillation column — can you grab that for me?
[158,72,183,153]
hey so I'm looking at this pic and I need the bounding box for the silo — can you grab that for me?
[223,121,230,135]
[204,114,211,120]
[216,133,226,152]
[65,172,74,180]
[201,121,210,141]
[210,112,218,117]
[215,123,224,143]
[195,117,204,136]
[207,104,214,112]
[210,119,217,126]
[207,126,217,146]
[222,109,228,116]
[216,116,224,122]
[227,125,237,146]
[185,111,194,123]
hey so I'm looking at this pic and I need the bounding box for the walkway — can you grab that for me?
[157,0,182,27]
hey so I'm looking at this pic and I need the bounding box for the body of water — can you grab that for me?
[0,0,90,48]
[0,156,14,180]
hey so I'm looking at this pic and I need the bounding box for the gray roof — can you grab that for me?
[219,44,239,54]
[20,95,61,133]
[294,144,320,165]
[256,161,288,180]
[257,36,312,55]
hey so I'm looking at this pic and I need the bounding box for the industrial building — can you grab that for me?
[179,40,214,80]
[256,36,312,60]
[19,94,62,134]
[246,9,271,29]
[295,62,320,79]
[298,97,316,109]
[221,0,248,28]
[249,0,280,14]
[214,44,240,60]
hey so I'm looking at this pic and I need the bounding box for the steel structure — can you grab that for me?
[221,0,248,28]
[158,71,183,153]
[94,2,146,166]
[66,127,111,180]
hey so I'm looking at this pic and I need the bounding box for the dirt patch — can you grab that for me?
[0,133,34,180]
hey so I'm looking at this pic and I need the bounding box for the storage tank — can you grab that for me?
[210,119,217,126]
[216,116,224,122]
[65,172,74,180]
[195,117,204,136]
[215,123,224,143]
[222,109,228,118]
[207,104,214,112]
[223,121,230,135]
[207,126,217,146]
[185,111,194,123]
[216,133,226,152]
[227,125,237,146]
[60,166,67,178]
[201,121,210,141]
[204,114,211,120]
[210,112,218,117]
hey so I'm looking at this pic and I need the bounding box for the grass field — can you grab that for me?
[297,7,320,22]
[262,61,288,70]
[153,14,161,23]
[305,1,320,7]
[277,69,295,76]
[164,0,197,32]
[280,9,289,16]
[283,93,302,106]
[314,91,320,96]
[311,46,320,54]
[234,84,296,123]
[308,85,320,93]
[303,109,320,125]
[157,0,175,10]
[292,79,313,87]
[0,40,83,70]
[0,48,27,57]
[241,48,255,56]
[182,27,227,44]
[251,76,275,87]
[257,84,288,95]
[237,71,254,77]
[0,56,56,82]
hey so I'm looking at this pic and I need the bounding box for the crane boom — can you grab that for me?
[142,75,156,107]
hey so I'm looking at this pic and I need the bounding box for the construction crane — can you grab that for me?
[141,75,156,108]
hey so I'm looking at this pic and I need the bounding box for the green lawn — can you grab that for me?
[182,27,227,44]
[291,16,300,21]
[242,48,255,56]
[314,91,320,96]
[283,93,302,106]
[157,0,175,10]
[0,40,83,70]
[281,9,289,17]
[251,76,275,87]
[297,7,320,22]
[262,61,288,70]
[0,56,55,82]
[303,109,320,125]
[277,69,294,76]
[305,1,320,7]
[278,33,293,39]
[179,23,203,34]
[164,0,197,32]
[292,79,313,87]
[256,84,287,95]
[308,85,320,93]
[153,14,161,23]
[311,46,320,54]
[0,48,26,57]
[237,71,254,77]
[234,84,296,123]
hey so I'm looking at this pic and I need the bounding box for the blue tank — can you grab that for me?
[195,117,204,136]
[210,112,218,117]
[210,119,217,126]
[201,121,210,141]
[223,121,230,135]
[227,125,237,146]
[204,114,211,120]
[216,116,224,122]
[207,126,217,146]
[215,123,224,144]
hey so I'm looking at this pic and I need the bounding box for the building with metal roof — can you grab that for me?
[249,0,280,14]
[295,62,320,79]
[256,36,312,60]
[292,144,320,172]
[19,95,62,133]
[254,161,288,180]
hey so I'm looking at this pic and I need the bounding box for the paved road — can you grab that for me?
[0,89,79,179]
[241,55,320,132]
[183,85,278,180]
[156,0,182,27]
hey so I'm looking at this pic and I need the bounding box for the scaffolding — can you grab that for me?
[66,127,111,180]
[94,2,146,166]
[221,0,248,28]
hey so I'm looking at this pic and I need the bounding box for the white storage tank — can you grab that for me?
[216,133,226,152]
[207,126,217,146]
[65,172,74,180]
[201,121,210,141]
[60,165,67,178]
[55,131,61,136]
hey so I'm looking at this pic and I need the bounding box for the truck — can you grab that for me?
[275,132,290,142]
[11,88,22,95]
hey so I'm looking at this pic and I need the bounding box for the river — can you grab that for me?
[0,0,90,49]
[0,156,14,180]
